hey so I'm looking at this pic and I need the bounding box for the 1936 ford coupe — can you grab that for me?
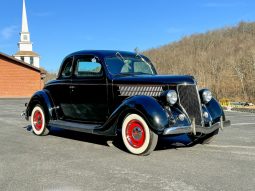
[24,50,230,155]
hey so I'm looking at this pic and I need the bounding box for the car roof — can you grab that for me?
[67,50,137,58]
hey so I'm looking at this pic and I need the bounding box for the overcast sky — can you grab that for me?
[1,0,255,71]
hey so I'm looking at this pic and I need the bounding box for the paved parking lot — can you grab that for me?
[0,99,254,191]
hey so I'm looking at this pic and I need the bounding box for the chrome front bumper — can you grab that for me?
[163,119,231,135]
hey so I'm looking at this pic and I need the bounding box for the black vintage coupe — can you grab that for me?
[24,50,230,155]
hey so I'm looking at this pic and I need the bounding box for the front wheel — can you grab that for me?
[121,114,158,156]
[31,105,50,136]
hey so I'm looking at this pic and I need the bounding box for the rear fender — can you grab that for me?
[26,90,56,121]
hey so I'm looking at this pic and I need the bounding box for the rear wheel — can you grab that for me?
[121,114,158,155]
[31,105,50,136]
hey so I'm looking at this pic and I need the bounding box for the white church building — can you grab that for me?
[14,0,40,68]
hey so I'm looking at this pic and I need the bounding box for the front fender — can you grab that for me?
[26,90,56,121]
[96,96,169,135]
[204,98,225,123]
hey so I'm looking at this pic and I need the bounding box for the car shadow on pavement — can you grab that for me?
[111,135,195,154]
[24,125,196,153]
[24,125,110,147]
[51,127,112,147]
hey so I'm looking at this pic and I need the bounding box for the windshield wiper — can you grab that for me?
[116,52,125,63]
[136,53,148,64]
[136,53,154,73]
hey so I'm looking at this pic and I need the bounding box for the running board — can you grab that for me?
[49,120,101,134]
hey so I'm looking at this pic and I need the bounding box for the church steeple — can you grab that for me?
[14,0,40,68]
[22,0,29,33]
[19,0,32,50]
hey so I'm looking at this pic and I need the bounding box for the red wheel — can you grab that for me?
[126,119,146,148]
[122,114,158,155]
[31,105,49,136]
[33,110,43,131]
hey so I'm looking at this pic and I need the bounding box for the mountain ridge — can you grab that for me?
[143,22,255,102]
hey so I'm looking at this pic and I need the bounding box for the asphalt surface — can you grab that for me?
[0,99,254,191]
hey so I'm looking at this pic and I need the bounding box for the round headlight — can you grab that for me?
[202,90,212,103]
[166,90,178,105]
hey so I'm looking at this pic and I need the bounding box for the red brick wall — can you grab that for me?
[0,56,43,98]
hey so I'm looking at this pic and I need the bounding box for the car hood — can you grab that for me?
[112,75,196,85]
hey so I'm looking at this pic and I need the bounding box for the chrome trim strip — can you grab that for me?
[163,120,231,135]
[195,85,204,126]
[163,126,192,135]
[177,103,191,124]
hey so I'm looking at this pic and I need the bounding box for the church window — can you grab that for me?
[21,56,24,62]
[23,35,28,41]
[30,57,34,65]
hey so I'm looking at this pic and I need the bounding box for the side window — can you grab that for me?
[134,62,152,74]
[75,56,102,77]
[61,57,73,78]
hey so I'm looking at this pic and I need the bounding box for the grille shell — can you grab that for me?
[177,85,203,125]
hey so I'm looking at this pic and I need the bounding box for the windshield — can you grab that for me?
[104,53,157,76]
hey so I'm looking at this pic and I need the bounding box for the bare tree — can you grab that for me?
[143,22,255,102]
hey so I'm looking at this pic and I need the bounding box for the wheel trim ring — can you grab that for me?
[126,119,146,148]
[33,110,43,131]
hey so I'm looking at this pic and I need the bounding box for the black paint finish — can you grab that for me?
[112,75,196,85]
[26,50,227,136]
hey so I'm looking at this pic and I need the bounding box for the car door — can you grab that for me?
[70,55,109,123]
[46,56,74,119]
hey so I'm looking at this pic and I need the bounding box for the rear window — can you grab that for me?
[61,57,73,78]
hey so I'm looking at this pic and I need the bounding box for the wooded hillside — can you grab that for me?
[143,22,255,102]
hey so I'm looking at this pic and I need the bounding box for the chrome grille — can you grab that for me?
[177,85,202,125]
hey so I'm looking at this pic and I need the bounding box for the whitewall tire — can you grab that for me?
[31,105,49,136]
[121,114,158,155]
